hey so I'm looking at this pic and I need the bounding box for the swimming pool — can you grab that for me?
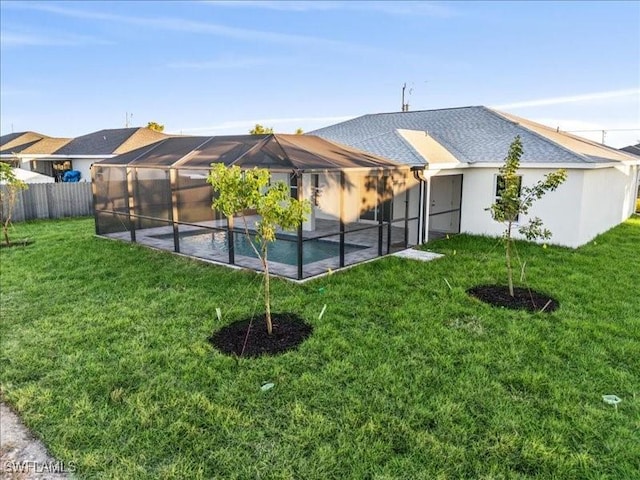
[152,229,367,266]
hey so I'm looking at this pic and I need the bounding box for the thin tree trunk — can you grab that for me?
[506,221,514,297]
[262,243,272,335]
[2,190,15,246]
[3,222,9,246]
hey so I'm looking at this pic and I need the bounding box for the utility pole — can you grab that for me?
[125,112,133,128]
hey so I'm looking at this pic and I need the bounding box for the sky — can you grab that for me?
[1,0,639,148]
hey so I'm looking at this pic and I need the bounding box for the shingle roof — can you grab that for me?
[0,131,49,155]
[620,143,640,157]
[54,127,168,156]
[19,137,72,155]
[310,106,636,166]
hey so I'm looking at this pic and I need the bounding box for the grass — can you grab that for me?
[1,217,639,479]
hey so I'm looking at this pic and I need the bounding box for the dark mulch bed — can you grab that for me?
[467,285,559,313]
[0,239,34,249]
[210,313,313,357]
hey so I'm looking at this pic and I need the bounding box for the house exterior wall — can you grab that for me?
[577,164,638,245]
[71,159,94,182]
[451,163,639,248]
[312,170,419,226]
[459,167,584,248]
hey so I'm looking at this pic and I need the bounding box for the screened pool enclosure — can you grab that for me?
[92,134,426,280]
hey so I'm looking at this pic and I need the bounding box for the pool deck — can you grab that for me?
[102,217,420,279]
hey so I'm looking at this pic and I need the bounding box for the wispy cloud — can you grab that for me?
[206,1,457,17]
[494,88,640,109]
[5,2,430,60]
[7,3,366,51]
[0,30,111,48]
[168,56,278,70]
[179,115,355,134]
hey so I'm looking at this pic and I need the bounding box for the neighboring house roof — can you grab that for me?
[310,106,639,167]
[53,127,168,156]
[0,131,49,155]
[19,137,72,155]
[96,134,405,171]
[620,143,640,157]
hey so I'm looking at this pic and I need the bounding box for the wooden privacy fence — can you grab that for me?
[1,182,93,222]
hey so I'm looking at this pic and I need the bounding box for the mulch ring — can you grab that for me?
[210,313,313,357]
[467,285,559,313]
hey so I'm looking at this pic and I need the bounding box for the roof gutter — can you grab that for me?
[411,165,427,182]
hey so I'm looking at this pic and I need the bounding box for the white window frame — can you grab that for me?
[494,174,522,224]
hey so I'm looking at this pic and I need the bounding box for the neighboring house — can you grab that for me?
[0,131,52,167]
[0,131,49,154]
[1,128,168,182]
[311,106,640,248]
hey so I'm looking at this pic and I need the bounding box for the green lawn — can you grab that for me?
[1,217,639,479]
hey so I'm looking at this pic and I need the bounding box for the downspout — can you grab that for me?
[412,166,427,244]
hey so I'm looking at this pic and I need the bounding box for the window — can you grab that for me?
[495,174,522,222]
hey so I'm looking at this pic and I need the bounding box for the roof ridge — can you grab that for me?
[270,134,295,166]
[311,106,480,129]
[362,105,481,117]
[497,109,639,159]
[484,107,594,163]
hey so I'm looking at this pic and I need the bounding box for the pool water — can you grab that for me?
[153,229,367,266]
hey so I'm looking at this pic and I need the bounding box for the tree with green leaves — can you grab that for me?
[146,121,165,132]
[208,164,311,334]
[249,124,274,135]
[487,136,567,296]
[295,128,304,135]
[0,163,28,246]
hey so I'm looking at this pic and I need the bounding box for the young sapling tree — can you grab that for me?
[487,136,567,296]
[207,164,311,334]
[0,163,28,246]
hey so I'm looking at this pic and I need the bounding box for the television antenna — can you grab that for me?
[401,83,412,112]
[401,80,428,112]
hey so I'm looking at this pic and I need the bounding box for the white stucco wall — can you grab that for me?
[311,170,419,227]
[459,167,584,248]
[72,159,95,182]
[459,163,639,248]
[577,164,638,245]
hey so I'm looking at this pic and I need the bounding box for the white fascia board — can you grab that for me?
[465,162,630,170]
[425,162,470,170]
